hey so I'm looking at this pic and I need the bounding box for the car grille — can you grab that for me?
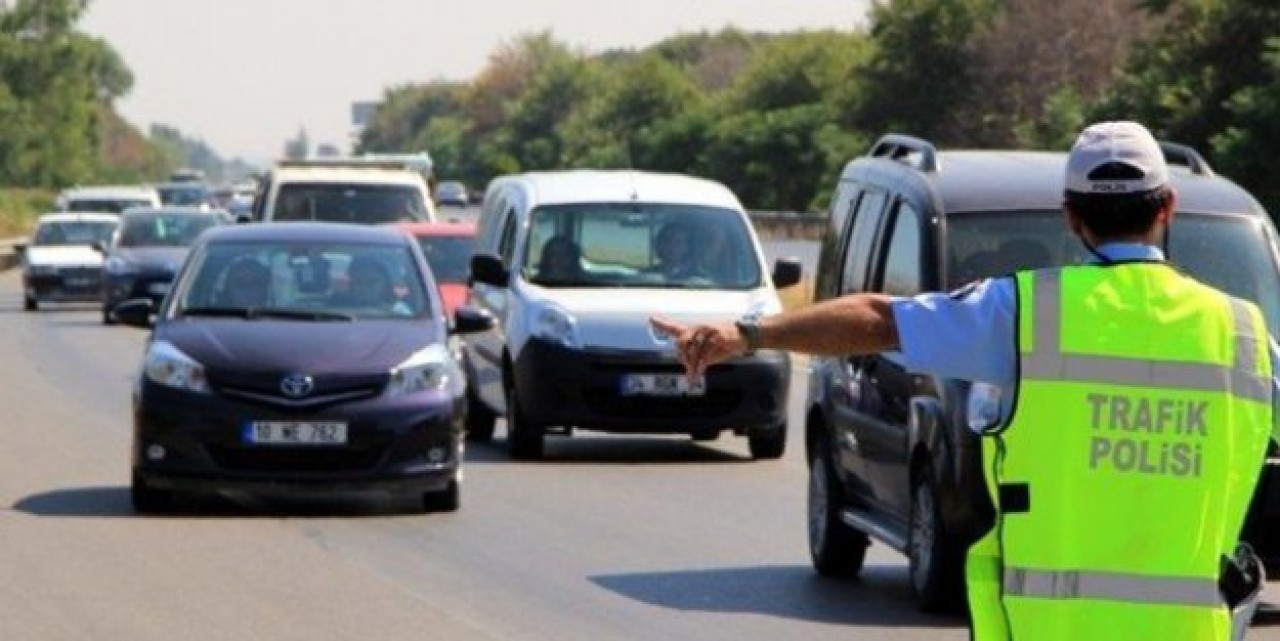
[209,372,387,410]
[206,445,384,473]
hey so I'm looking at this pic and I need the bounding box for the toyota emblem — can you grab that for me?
[280,373,315,398]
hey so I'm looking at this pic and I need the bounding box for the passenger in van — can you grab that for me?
[535,236,584,284]
[649,222,702,280]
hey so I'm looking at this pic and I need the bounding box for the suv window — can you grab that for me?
[840,190,887,294]
[880,202,922,296]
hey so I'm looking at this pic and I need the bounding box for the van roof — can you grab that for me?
[845,149,1266,218]
[493,170,743,210]
[268,165,427,187]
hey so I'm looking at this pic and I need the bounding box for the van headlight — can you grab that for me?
[530,304,581,348]
[386,344,455,396]
[966,382,1003,433]
[143,341,210,393]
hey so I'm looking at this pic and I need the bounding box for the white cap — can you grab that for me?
[1065,121,1169,194]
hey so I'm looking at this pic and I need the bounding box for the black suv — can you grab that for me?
[804,134,1280,612]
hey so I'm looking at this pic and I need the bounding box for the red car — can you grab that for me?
[394,222,476,316]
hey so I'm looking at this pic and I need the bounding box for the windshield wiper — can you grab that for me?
[181,306,254,318]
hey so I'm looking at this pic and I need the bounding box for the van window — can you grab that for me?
[497,210,520,265]
[840,190,887,294]
[520,203,761,290]
[880,202,922,296]
[272,183,428,224]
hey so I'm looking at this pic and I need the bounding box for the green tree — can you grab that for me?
[1212,37,1280,214]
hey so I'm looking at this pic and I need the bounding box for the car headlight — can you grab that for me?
[530,304,581,348]
[966,381,1003,433]
[386,344,457,397]
[105,256,139,275]
[143,340,210,393]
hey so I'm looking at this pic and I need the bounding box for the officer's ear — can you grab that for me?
[1062,202,1087,238]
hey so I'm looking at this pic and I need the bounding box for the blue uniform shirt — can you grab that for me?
[892,242,1280,434]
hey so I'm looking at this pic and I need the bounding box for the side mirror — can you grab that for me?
[772,256,803,289]
[113,298,154,328]
[470,253,509,288]
[90,240,107,254]
[452,305,496,335]
[235,213,253,224]
[13,242,26,255]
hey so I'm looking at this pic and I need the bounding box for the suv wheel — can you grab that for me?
[464,387,496,443]
[909,463,965,613]
[807,434,869,576]
[748,421,787,459]
[422,479,460,513]
[506,385,544,460]
[130,471,174,514]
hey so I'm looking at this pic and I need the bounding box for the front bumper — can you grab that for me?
[513,337,790,432]
[133,379,464,495]
[103,271,174,310]
[25,268,103,303]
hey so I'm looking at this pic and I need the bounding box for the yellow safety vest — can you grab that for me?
[966,263,1273,640]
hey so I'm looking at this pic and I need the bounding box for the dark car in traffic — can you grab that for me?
[805,134,1280,612]
[116,223,492,513]
[101,207,228,324]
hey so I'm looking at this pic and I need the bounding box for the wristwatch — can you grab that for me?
[735,318,762,356]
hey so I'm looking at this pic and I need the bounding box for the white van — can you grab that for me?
[250,160,436,225]
[463,170,802,460]
[55,185,161,214]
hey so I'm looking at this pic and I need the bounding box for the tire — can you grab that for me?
[749,422,787,460]
[807,434,870,577]
[23,295,36,311]
[464,386,496,443]
[130,471,174,514]
[909,463,966,613]
[422,479,460,513]
[506,385,544,460]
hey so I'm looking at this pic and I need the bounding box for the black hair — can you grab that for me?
[1063,162,1173,238]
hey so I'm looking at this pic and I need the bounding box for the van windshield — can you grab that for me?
[521,203,761,290]
[273,183,428,224]
[946,210,1280,336]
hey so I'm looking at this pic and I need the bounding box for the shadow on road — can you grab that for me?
[11,485,438,519]
[464,433,752,465]
[592,563,965,629]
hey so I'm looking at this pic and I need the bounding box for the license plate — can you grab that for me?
[620,373,706,397]
[66,277,93,287]
[148,282,171,295]
[243,421,348,445]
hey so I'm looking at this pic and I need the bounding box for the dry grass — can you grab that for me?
[0,188,54,238]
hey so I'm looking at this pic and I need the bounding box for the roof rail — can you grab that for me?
[1159,142,1214,177]
[869,134,939,173]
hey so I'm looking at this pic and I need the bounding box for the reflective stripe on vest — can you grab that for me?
[1021,270,1269,403]
[1004,566,1224,608]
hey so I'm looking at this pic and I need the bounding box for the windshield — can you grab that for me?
[33,220,117,246]
[173,241,432,320]
[66,198,153,214]
[521,203,761,290]
[119,214,218,248]
[416,234,473,283]
[273,183,428,224]
[157,184,210,207]
[946,210,1280,336]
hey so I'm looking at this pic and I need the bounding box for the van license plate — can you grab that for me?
[244,421,348,445]
[620,374,706,397]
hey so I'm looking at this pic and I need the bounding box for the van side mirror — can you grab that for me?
[772,257,803,289]
[452,305,495,334]
[470,253,509,287]
[90,240,107,254]
[235,213,253,224]
[13,242,26,255]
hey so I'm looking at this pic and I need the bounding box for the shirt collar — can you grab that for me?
[1090,242,1166,264]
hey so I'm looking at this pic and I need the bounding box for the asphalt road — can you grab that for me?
[4,247,1280,640]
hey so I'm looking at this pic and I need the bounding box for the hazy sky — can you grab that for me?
[80,0,870,166]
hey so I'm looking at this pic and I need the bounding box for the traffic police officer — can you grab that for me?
[651,121,1279,640]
